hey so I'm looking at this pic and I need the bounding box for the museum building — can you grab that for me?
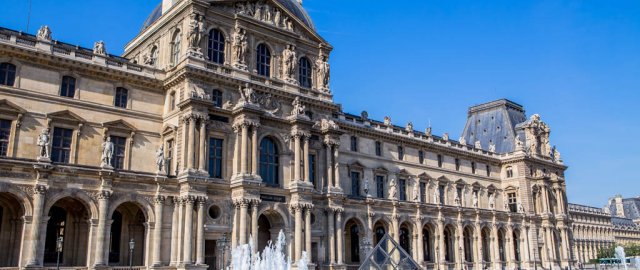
[0,0,575,269]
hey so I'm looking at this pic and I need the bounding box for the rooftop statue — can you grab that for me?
[37,25,52,41]
[93,41,107,56]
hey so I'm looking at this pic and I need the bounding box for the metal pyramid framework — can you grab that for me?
[358,234,421,270]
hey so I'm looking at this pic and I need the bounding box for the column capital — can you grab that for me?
[324,137,340,147]
[97,190,112,200]
[155,195,166,204]
[33,184,48,195]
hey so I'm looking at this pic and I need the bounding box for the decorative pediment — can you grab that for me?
[454,179,466,187]
[103,120,137,133]
[373,166,388,174]
[471,181,483,190]
[486,184,497,192]
[46,110,85,127]
[161,124,178,137]
[417,172,431,180]
[0,99,26,126]
[436,176,450,184]
[396,169,412,177]
[348,161,365,170]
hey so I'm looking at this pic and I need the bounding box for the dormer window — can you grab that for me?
[208,29,225,64]
[299,57,312,88]
[506,166,514,178]
[256,44,271,77]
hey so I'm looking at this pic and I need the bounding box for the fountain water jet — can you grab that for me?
[615,246,628,270]
[229,230,308,270]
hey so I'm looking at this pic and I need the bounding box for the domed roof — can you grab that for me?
[141,0,315,32]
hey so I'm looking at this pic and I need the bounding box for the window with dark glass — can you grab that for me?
[207,29,225,64]
[51,127,73,163]
[375,175,385,198]
[166,139,174,175]
[208,138,223,178]
[455,158,460,171]
[418,150,424,164]
[375,141,382,156]
[350,171,361,197]
[171,31,181,65]
[420,182,427,203]
[256,44,271,77]
[60,76,76,98]
[114,87,128,108]
[486,165,491,177]
[298,57,312,88]
[212,89,223,108]
[506,166,513,178]
[423,229,431,261]
[259,138,279,186]
[309,154,316,184]
[150,46,158,67]
[0,119,11,157]
[399,179,407,201]
[0,63,16,86]
[508,192,517,213]
[400,227,411,253]
[398,146,404,160]
[437,154,443,168]
[438,185,445,205]
[110,136,127,170]
[350,136,358,152]
[349,224,360,262]
[169,92,176,110]
[471,162,476,174]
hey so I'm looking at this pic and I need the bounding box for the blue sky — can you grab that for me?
[2,0,639,207]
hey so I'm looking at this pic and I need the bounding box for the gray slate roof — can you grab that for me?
[461,99,527,153]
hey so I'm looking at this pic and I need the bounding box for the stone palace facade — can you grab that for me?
[0,0,575,270]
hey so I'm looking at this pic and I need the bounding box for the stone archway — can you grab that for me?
[344,218,364,264]
[463,226,474,263]
[257,210,286,253]
[108,202,147,266]
[0,192,24,266]
[443,224,456,264]
[43,197,90,266]
[422,223,436,263]
[399,222,412,255]
[481,227,492,263]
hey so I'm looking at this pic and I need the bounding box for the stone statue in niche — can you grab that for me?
[363,178,370,196]
[282,44,297,82]
[264,5,272,22]
[315,52,330,91]
[37,128,50,159]
[504,201,509,212]
[254,2,263,20]
[459,137,467,146]
[232,25,248,69]
[37,25,52,41]
[453,188,461,206]
[517,202,525,213]
[388,178,398,200]
[274,9,282,27]
[93,41,107,56]
[473,192,479,208]
[433,187,440,204]
[101,137,114,168]
[290,97,306,116]
[413,181,420,202]
[238,83,255,105]
[488,193,495,209]
[156,145,165,173]
[475,140,482,149]
[187,13,205,55]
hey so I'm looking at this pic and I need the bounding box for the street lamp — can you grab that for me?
[129,238,135,270]
[217,233,230,270]
[56,236,64,270]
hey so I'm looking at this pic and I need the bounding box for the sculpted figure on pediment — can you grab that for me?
[316,52,331,91]
[238,83,256,105]
[188,13,205,54]
[283,44,297,82]
[232,25,248,69]
[290,97,306,116]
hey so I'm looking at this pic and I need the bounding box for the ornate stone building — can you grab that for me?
[0,0,574,270]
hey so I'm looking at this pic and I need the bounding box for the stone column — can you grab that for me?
[196,198,206,265]
[417,221,425,264]
[325,144,333,189]
[183,118,190,170]
[176,198,184,263]
[241,124,249,174]
[437,220,445,270]
[188,117,196,170]
[239,201,248,245]
[294,205,303,261]
[170,197,180,265]
[198,120,207,172]
[231,203,239,249]
[251,125,259,176]
[522,226,531,268]
[475,223,484,270]
[328,209,335,264]
[305,206,312,260]
[392,215,400,244]
[333,145,340,188]
[152,196,165,266]
[233,127,240,176]
[251,201,259,254]
[294,134,301,181]
[183,197,194,264]
[93,191,111,266]
[542,187,550,213]
[336,210,344,264]
[303,136,310,182]
[456,223,464,269]
[506,226,515,268]
[26,186,45,266]
[492,224,500,269]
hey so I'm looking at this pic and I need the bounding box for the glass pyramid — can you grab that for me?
[359,234,422,270]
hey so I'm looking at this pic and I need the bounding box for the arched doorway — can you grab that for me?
[373,221,388,246]
[399,223,412,255]
[257,210,286,253]
[0,192,24,266]
[481,227,492,263]
[513,229,521,265]
[498,229,506,263]
[422,224,435,263]
[109,202,147,266]
[443,225,456,263]
[345,218,363,264]
[463,226,474,263]
[44,197,90,266]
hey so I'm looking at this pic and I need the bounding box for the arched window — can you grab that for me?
[506,166,513,178]
[60,76,76,98]
[349,224,360,262]
[212,89,223,108]
[169,92,176,110]
[400,226,411,253]
[298,57,312,88]
[114,87,128,108]
[0,63,16,86]
[259,137,279,186]
[256,44,271,77]
[150,46,158,67]
[208,29,225,64]
[171,30,182,65]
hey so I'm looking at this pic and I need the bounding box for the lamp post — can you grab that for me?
[56,236,64,270]
[217,233,230,270]
[129,238,135,270]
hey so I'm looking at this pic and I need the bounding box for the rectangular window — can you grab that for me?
[0,119,11,156]
[437,154,443,168]
[212,90,223,108]
[418,150,424,164]
[350,171,361,197]
[309,154,316,184]
[398,146,404,161]
[60,76,76,98]
[399,179,407,201]
[350,136,358,152]
[376,175,385,199]
[208,138,223,178]
[439,185,446,205]
[114,87,128,108]
[486,165,491,177]
[166,139,174,175]
[471,162,476,174]
[375,141,382,157]
[420,182,427,203]
[506,166,514,178]
[110,136,127,170]
[51,127,73,163]
[455,158,460,171]
[508,192,517,213]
